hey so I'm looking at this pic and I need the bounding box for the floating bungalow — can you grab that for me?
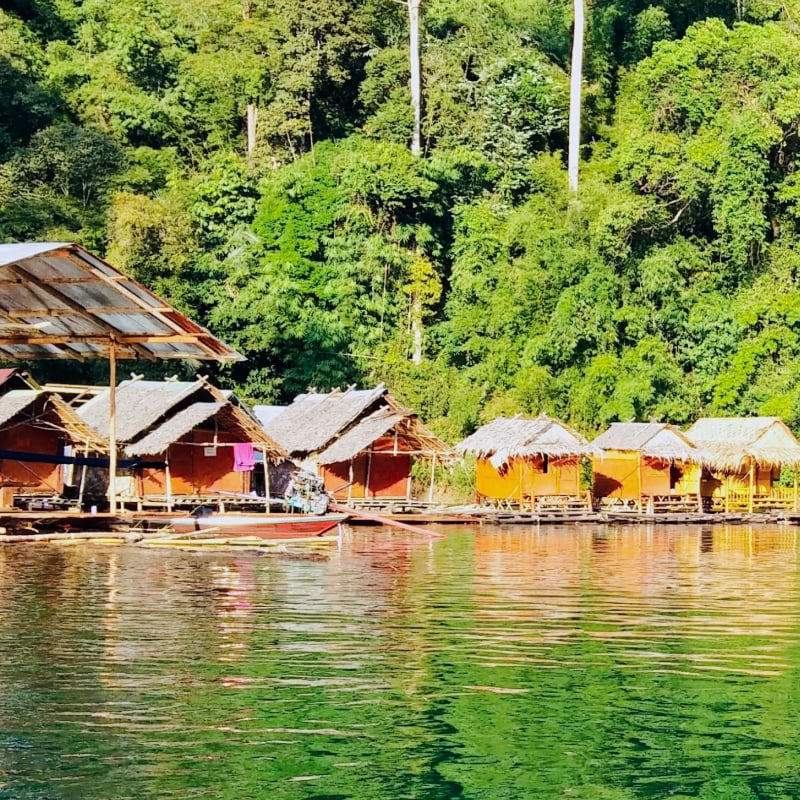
[79,378,285,510]
[456,415,592,510]
[257,385,452,505]
[685,417,800,511]
[0,388,107,508]
[592,422,707,512]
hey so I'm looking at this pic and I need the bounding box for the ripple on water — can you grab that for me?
[0,527,800,798]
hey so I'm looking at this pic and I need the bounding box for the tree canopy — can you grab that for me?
[4,0,800,438]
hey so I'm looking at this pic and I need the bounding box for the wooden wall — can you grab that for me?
[475,455,581,501]
[138,429,250,497]
[592,452,687,500]
[0,422,63,494]
[322,453,412,499]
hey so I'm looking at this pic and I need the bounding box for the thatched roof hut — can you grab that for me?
[259,385,388,457]
[592,422,707,463]
[457,415,592,467]
[0,389,107,452]
[317,406,450,464]
[125,402,283,458]
[685,417,800,471]
[259,385,451,502]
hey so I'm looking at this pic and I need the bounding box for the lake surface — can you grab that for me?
[1,524,799,799]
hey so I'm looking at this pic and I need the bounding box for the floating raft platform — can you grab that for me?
[0,511,131,534]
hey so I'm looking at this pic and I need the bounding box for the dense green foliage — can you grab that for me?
[5,0,800,437]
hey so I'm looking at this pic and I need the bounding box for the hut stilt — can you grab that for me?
[262,445,270,511]
[108,341,118,513]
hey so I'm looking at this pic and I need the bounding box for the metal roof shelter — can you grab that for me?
[0,242,244,512]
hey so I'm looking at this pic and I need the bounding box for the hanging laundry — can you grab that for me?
[233,442,255,472]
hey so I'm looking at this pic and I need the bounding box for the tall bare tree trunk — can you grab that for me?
[411,295,423,365]
[409,0,422,156]
[246,103,257,156]
[568,0,585,193]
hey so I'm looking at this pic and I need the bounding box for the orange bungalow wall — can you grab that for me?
[0,422,64,494]
[475,455,581,502]
[137,429,251,497]
[321,433,414,499]
[592,451,698,500]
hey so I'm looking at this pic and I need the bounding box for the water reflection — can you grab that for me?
[0,526,798,798]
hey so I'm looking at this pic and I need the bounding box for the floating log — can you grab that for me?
[329,503,444,538]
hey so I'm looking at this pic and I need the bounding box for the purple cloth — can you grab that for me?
[233,442,255,472]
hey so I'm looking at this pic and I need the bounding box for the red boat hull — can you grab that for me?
[165,513,347,539]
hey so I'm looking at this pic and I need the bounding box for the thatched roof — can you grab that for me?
[79,379,205,442]
[0,390,42,427]
[592,422,706,463]
[125,401,285,457]
[124,403,222,456]
[457,415,592,465]
[686,417,800,470]
[263,385,387,456]
[316,407,452,465]
[0,389,107,451]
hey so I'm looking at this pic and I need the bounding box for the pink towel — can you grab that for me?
[233,442,255,472]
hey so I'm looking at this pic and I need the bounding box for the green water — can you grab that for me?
[1,525,800,800]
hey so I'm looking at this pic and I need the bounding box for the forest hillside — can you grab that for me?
[3,0,800,439]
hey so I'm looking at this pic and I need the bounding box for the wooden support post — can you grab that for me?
[262,446,270,512]
[108,340,117,514]
[748,458,755,513]
[697,465,703,514]
[78,443,88,510]
[428,453,436,504]
[347,460,354,503]
[636,452,643,514]
[165,451,172,513]
[725,475,730,513]
[794,466,798,512]
[365,451,372,499]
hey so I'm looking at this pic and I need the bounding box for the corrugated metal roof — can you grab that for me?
[252,405,287,427]
[0,243,242,362]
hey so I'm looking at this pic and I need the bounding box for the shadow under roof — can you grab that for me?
[0,243,242,362]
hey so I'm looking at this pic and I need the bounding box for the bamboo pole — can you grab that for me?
[748,457,755,513]
[365,451,373,499]
[108,340,118,514]
[794,466,798,511]
[262,446,270,512]
[347,461,354,503]
[725,475,730,513]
